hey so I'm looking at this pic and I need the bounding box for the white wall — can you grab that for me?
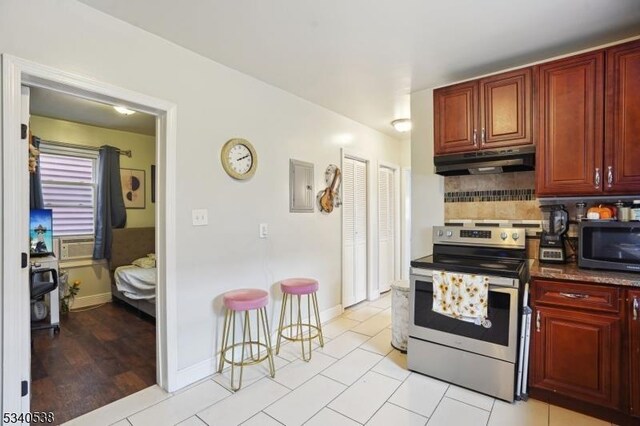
[410,88,444,259]
[0,0,403,375]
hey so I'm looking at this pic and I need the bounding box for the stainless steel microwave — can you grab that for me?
[578,221,640,273]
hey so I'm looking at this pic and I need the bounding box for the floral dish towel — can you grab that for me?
[432,270,490,326]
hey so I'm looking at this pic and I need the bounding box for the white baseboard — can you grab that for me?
[175,357,217,390]
[319,304,343,324]
[71,292,112,309]
[173,303,344,391]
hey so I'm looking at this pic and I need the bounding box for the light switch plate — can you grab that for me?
[259,223,268,238]
[192,209,208,226]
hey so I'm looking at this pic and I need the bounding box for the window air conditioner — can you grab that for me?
[59,236,94,261]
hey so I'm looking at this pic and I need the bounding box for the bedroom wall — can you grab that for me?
[30,115,156,229]
[0,0,404,381]
[29,116,156,307]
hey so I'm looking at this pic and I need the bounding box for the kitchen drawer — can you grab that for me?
[532,279,621,314]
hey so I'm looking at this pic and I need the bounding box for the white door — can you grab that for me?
[342,157,367,307]
[378,165,396,293]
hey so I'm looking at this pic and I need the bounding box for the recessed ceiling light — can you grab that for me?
[113,106,136,115]
[391,118,412,133]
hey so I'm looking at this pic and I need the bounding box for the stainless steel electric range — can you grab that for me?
[408,225,531,402]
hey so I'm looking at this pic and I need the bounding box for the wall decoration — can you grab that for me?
[120,168,146,209]
[151,165,156,204]
[220,138,258,180]
[317,164,342,213]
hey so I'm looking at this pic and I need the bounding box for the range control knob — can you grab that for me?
[437,230,444,237]
[512,232,520,240]
[446,231,453,237]
[500,232,508,240]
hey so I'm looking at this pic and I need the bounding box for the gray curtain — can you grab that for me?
[93,145,126,259]
[30,136,44,209]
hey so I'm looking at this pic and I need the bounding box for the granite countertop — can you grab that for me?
[529,260,640,287]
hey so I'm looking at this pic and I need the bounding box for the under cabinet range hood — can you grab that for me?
[434,145,535,176]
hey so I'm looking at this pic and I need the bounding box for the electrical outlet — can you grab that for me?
[192,209,208,226]
[259,223,268,238]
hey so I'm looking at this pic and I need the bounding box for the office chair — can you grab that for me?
[30,267,60,333]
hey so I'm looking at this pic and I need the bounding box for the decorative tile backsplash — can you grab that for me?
[444,171,541,221]
[445,189,535,203]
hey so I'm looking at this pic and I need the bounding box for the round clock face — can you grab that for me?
[221,138,257,180]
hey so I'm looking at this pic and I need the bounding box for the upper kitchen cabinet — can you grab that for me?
[434,68,534,156]
[479,68,534,149]
[536,51,604,197]
[605,39,640,194]
[434,81,478,155]
[537,39,640,197]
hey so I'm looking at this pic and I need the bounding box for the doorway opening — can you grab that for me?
[1,55,178,418]
[27,86,158,422]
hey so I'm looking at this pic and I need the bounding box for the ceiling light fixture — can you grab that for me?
[113,106,136,115]
[391,118,412,133]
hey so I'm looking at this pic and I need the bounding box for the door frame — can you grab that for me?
[377,160,401,292]
[1,55,179,414]
[341,148,375,306]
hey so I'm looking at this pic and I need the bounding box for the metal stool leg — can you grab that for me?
[275,293,287,355]
[312,292,324,347]
[218,309,232,373]
[259,306,276,377]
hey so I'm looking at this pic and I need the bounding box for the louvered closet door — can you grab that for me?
[342,157,368,307]
[378,166,395,293]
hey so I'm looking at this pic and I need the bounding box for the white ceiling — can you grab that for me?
[30,87,156,135]
[77,0,640,137]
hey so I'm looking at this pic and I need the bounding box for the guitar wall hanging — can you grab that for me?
[317,164,342,213]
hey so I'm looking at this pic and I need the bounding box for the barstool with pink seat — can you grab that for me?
[275,278,324,361]
[217,288,275,391]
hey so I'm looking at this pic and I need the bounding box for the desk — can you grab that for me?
[31,255,59,330]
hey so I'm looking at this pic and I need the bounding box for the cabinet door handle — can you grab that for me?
[560,292,589,300]
[473,129,478,147]
[481,128,486,146]
[594,168,601,189]
[607,166,613,188]
[633,296,638,321]
[536,311,541,332]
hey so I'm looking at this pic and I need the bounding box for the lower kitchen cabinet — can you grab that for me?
[531,305,621,408]
[629,289,640,416]
[528,278,640,424]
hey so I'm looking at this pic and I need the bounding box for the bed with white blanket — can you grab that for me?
[109,227,156,317]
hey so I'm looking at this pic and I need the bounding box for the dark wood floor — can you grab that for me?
[31,301,156,425]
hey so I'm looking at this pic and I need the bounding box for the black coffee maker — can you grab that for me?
[539,205,568,263]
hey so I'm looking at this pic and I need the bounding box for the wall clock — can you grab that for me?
[220,138,257,180]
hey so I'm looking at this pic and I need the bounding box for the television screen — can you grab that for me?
[30,209,54,256]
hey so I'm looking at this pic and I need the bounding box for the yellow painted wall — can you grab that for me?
[31,115,156,228]
[30,116,156,306]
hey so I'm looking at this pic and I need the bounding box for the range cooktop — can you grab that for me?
[411,254,527,280]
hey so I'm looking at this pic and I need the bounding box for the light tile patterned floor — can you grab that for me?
[65,293,614,426]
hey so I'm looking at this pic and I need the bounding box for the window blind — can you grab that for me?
[40,152,96,236]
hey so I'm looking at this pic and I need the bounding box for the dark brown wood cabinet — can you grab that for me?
[434,81,478,155]
[536,39,640,197]
[605,40,640,194]
[536,51,604,196]
[434,68,533,155]
[629,289,640,417]
[530,279,621,409]
[479,68,533,150]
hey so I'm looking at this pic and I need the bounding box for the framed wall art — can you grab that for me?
[120,168,146,209]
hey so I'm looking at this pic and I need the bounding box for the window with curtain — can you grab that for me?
[39,144,98,237]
